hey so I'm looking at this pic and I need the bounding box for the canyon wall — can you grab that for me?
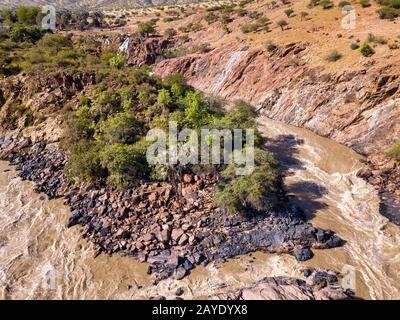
[153,42,400,156]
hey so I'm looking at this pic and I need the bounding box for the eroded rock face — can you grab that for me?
[211,269,355,300]
[124,36,176,67]
[152,42,400,224]
[154,44,399,155]
[0,72,95,134]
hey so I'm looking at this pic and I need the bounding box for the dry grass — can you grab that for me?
[77,0,400,74]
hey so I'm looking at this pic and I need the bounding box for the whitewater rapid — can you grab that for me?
[0,117,399,299]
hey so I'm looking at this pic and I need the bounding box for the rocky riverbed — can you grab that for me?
[211,268,355,300]
[0,136,344,284]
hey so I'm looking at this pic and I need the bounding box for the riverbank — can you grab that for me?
[0,136,344,284]
[1,116,399,299]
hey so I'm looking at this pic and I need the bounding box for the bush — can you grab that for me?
[388,42,399,49]
[214,148,280,216]
[360,0,371,7]
[359,42,375,56]
[241,23,256,33]
[300,11,309,21]
[99,142,149,188]
[9,25,47,43]
[138,21,156,36]
[277,19,288,30]
[326,50,343,61]
[95,113,142,144]
[350,42,360,50]
[204,12,218,24]
[249,11,262,19]
[164,28,177,37]
[265,40,277,52]
[377,6,400,19]
[284,8,294,17]
[309,0,320,6]
[388,142,400,160]
[66,140,103,182]
[321,0,334,9]
[367,33,387,44]
[339,1,351,7]
[36,33,72,51]
[109,54,127,69]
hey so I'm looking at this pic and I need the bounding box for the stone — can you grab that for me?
[293,247,314,261]
[303,268,313,278]
[143,233,155,242]
[160,229,171,243]
[183,174,193,183]
[118,207,130,220]
[135,241,145,250]
[175,266,187,280]
[116,229,131,239]
[148,192,157,202]
[171,229,184,242]
[175,287,184,296]
[178,234,189,246]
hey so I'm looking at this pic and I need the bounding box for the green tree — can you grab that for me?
[26,7,40,25]
[277,19,288,31]
[138,21,156,37]
[16,6,28,25]
[99,143,149,188]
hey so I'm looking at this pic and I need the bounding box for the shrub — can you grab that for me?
[350,42,360,50]
[359,42,375,56]
[284,8,294,17]
[190,43,211,53]
[360,0,371,7]
[36,33,72,51]
[204,12,218,24]
[321,0,334,9]
[265,40,277,52]
[95,113,142,144]
[249,11,262,19]
[309,0,320,6]
[277,19,288,30]
[66,140,103,181]
[388,42,399,49]
[138,21,156,37]
[377,6,400,19]
[164,28,177,37]
[9,25,47,43]
[326,50,343,61]
[214,148,280,216]
[388,142,400,160]
[99,142,149,188]
[339,1,351,7]
[241,23,256,33]
[236,8,248,16]
[221,14,233,24]
[109,54,127,69]
[367,33,387,44]
[300,11,309,21]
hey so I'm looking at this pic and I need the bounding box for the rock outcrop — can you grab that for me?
[151,42,400,224]
[211,269,355,300]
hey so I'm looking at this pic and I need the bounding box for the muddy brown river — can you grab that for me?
[0,117,399,299]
